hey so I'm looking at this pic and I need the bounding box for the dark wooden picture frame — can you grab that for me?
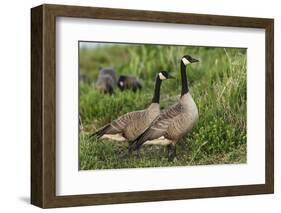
[31,4,274,208]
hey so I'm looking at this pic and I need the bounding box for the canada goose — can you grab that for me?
[129,55,199,161]
[95,68,118,95]
[91,71,174,142]
[118,75,142,92]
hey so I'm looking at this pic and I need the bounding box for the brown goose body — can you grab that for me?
[165,93,198,141]
[92,71,174,142]
[155,93,198,143]
[98,103,160,141]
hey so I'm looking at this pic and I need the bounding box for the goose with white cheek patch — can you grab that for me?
[91,71,175,142]
[118,75,142,92]
[129,55,199,161]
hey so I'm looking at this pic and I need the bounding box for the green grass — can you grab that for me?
[79,43,247,170]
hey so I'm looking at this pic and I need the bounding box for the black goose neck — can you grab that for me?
[152,76,162,103]
[181,61,189,96]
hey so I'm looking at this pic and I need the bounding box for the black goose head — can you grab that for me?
[181,55,199,66]
[158,71,175,80]
[117,75,127,90]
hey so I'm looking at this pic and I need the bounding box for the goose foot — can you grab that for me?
[167,144,176,162]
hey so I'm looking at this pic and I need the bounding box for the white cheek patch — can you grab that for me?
[119,81,124,86]
[182,57,190,65]
[158,72,167,80]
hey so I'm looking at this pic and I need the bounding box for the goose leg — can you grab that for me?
[167,143,176,162]
[127,141,141,158]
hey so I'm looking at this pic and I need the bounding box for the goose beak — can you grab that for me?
[190,57,199,63]
[168,74,175,79]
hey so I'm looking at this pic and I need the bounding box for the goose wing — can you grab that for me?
[92,110,145,139]
[129,103,183,150]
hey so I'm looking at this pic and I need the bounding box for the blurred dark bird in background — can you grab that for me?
[95,68,118,95]
[117,75,142,92]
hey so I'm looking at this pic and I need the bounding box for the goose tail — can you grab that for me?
[90,124,111,139]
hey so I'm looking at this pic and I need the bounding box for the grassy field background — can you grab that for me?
[79,43,247,170]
